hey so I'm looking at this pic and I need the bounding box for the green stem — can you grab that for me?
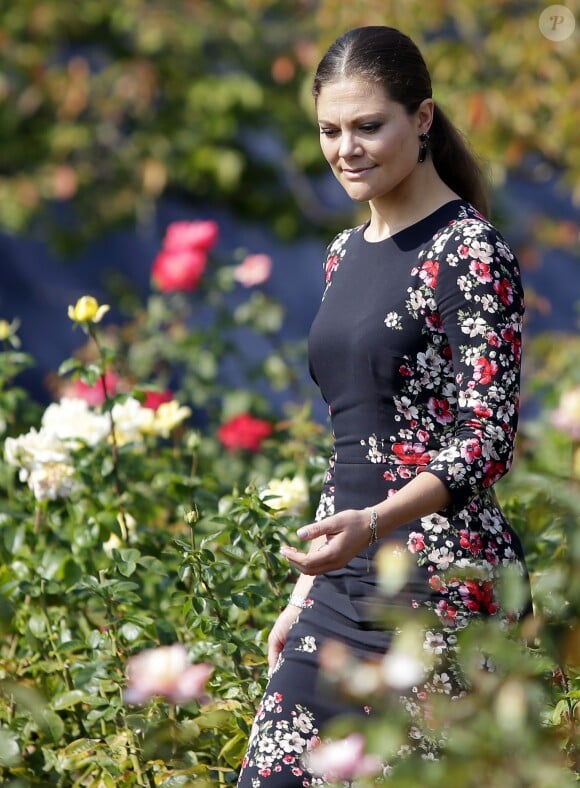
[88,325,123,500]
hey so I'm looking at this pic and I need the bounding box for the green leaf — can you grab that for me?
[51,690,92,710]
[0,729,20,767]
[119,622,142,642]
[38,709,65,743]
[27,611,46,638]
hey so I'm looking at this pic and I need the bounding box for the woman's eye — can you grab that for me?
[360,123,381,133]
[320,128,339,137]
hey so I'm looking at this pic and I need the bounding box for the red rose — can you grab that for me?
[143,389,174,410]
[217,413,273,452]
[163,220,219,253]
[152,248,207,292]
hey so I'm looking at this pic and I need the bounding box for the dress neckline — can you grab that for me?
[361,199,467,245]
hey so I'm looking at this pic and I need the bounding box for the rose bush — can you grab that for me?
[0,218,579,787]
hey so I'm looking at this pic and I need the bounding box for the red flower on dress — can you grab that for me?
[436,599,458,625]
[458,579,497,614]
[217,413,273,452]
[493,277,514,306]
[473,357,499,385]
[426,313,443,332]
[325,255,339,283]
[407,531,426,553]
[469,260,492,282]
[461,438,482,463]
[483,459,505,486]
[427,396,454,425]
[459,529,484,555]
[393,442,432,466]
[473,402,492,419]
[429,575,447,593]
[419,259,439,288]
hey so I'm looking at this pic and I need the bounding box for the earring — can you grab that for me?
[418,132,430,163]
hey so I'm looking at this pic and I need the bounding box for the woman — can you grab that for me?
[238,25,529,786]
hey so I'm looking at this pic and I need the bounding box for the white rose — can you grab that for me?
[42,397,110,447]
[4,428,70,477]
[27,461,77,502]
[111,397,154,445]
[260,475,309,516]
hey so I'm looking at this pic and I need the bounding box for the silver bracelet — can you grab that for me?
[368,509,379,546]
[288,593,309,609]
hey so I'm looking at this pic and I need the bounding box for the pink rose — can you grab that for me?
[552,387,580,440]
[124,643,213,705]
[217,413,273,452]
[304,733,381,782]
[142,389,174,410]
[163,220,219,253]
[63,371,119,406]
[152,248,207,292]
[234,254,272,287]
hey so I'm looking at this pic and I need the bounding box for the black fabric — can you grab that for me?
[237,201,529,787]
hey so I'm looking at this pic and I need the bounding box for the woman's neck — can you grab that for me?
[365,166,459,242]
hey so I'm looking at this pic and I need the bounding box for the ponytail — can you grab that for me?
[430,105,489,217]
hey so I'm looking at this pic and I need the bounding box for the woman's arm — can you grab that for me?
[282,217,524,575]
[280,469,450,575]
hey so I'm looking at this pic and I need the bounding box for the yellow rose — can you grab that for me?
[67,295,110,324]
[260,475,309,516]
[0,318,20,341]
[146,401,192,438]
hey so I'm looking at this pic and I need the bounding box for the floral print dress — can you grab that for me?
[237,200,530,786]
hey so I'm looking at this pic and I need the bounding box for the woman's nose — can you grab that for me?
[338,132,361,158]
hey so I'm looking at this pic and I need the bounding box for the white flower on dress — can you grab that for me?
[461,314,487,338]
[296,636,317,653]
[384,311,402,329]
[423,631,447,655]
[430,672,453,693]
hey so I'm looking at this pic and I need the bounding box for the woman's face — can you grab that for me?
[316,78,432,207]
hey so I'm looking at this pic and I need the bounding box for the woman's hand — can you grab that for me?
[267,605,303,672]
[280,509,369,575]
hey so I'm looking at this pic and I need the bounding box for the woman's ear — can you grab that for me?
[416,98,434,134]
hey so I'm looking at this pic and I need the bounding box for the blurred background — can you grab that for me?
[0,0,578,405]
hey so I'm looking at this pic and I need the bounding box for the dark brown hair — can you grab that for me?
[312,26,489,216]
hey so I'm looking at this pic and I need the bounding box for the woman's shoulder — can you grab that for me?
[428,202,517,267]
[325,223,365,258]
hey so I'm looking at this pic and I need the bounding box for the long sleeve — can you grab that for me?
[423,218,524,513]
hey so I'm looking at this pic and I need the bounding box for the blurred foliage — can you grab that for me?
[0,221,579,784]
[0,0,578,252]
